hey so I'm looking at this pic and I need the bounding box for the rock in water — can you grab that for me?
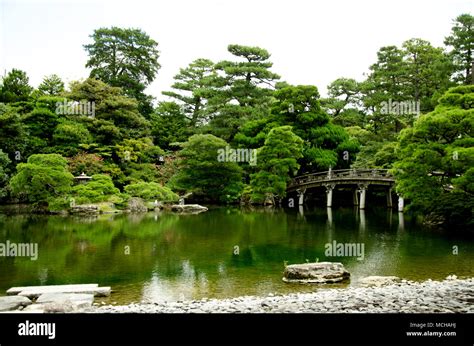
[283,262,350,284]
[70,204,99,215]
[170,204,208,214]
[127,197,148,213]
[358,276,400,287]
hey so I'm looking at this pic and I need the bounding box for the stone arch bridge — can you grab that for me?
[287,169,403,210]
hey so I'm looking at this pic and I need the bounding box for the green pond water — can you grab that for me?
[0,206,473,304]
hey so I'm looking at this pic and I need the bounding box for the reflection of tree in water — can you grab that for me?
[1,208,473,300]
[74,239,96,254]
[229,246,254,267]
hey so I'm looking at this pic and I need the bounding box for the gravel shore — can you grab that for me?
[86,277,474,313]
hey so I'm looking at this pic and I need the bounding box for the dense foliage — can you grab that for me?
[393,85,474,228]
[169,134,243,203]
[250,126,304,204]
[0,14,472,229]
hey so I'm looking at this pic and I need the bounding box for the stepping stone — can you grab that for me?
[0,296,32,311]
[7,284,110,298]
[37,293,94,308]
[20,293,95,313]
[7,284,98,295]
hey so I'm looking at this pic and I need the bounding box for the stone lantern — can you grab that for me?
[74,172,92,184]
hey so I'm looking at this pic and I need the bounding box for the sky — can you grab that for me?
[0,0,472,100]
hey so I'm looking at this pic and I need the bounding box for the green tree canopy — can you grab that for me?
[444,14,474,84]
[322,78,361,117]
[0,149,12,199]
[84,27,160,115]
[163,59,217,127]
[0,69,33,103]
[51,120,92,156]
[170,134,243,202]
[124,181,178,202]
[67,153,105,176]
[402,38,454,109]
[205,44,280,141]
[250,126,304,204]
[114,137,163,164]
[361,40,453,136]
[393,85,474,229]
[71,174,121,204]
[9,154,73,204]
[67,78,150,145]
[151,101,191,150]
[236,85,359,172]
[38,74,65,96]
[0,103,27,162]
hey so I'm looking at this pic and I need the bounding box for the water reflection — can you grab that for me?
[359,209,366,233]
[327,207,333,228]
[398,212,405,232]
[0,207,472,304]
[298,205,304,218]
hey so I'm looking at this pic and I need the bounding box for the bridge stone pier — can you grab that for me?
[296,188,306,206]
[288,169,402,211]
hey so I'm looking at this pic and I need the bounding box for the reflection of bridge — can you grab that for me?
[287,169,402,210]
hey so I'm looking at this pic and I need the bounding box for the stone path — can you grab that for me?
[7,283,110,298]
[0,283,109,312]
[0,296,32,311]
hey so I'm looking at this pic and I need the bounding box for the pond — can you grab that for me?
[0,206,473,304]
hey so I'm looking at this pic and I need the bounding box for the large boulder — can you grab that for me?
[70,204,99,215]
[283,262,350,284]
[127,197,148,213]
[358,276,400,287]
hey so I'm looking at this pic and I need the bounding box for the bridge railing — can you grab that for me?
[288,169,393,188]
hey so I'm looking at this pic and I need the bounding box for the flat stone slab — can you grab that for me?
[0,296,32,311]
[18,293,95,313]
[37,293,94,307]
[283,262,350,284]
[358,276,400,287]
[19,287,110,299]
[7,284,98,295]
[7,284,110,299]
[23,303,73,313]
[21,304,46,313]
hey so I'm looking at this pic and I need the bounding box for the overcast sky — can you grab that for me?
[1,0,472,100]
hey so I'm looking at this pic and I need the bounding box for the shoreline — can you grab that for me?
[84,277,474,314]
